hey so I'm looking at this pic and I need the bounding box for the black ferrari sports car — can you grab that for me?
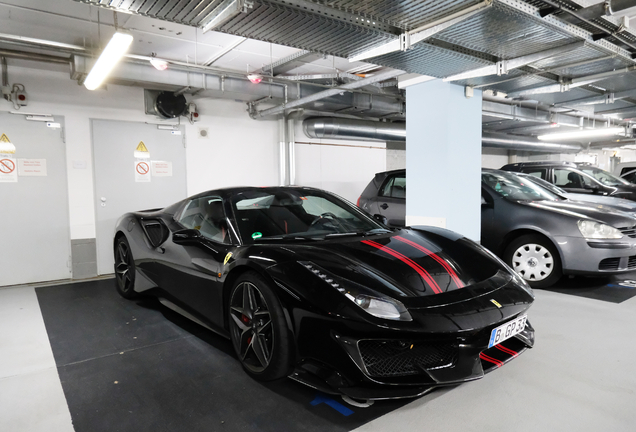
[114,186,535,400]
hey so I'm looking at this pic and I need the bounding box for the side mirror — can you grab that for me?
[172,228,202,244]
[373,214,389,225]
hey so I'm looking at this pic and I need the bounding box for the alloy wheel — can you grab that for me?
[115,240,133,293]
[229,282,274,372]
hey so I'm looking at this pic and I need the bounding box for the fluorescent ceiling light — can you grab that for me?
[538,127,624,141]
[84,32,133,90]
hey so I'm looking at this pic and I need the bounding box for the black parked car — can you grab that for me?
[501,161,636,201]
[114,186,535,400]
[360,169,636,288]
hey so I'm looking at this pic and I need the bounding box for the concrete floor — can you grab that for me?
[1,282,634,432]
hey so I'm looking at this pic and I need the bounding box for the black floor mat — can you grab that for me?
[542,273,636,304]
[36,279,409,432]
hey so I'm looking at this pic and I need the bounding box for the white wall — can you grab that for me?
[293,121,386,204]
[2,64,385,242]
[1,65,281,240]
[481,148,509,169]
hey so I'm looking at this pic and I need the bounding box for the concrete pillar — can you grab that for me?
[406,80,482,241]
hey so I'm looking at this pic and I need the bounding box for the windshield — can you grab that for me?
[577,166,630,186]
[230,188,389,243]
[482,171,561,201]
[523,174,567,196]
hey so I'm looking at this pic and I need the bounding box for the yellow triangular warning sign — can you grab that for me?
[0,133,11,143]
[135,141,149,152]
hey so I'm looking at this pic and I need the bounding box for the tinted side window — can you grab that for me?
[379,175,406,199]
[554,169,591,188]
[622,170,636,183]
[525,169,546,180]
[621,167,634,175]
[177,196,229,244]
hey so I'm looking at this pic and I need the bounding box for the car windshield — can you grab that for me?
[577,166,629,186]
[482,171,561,201]
[230,188,389,243]
[522,175,567,196]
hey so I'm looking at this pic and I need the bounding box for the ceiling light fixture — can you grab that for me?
[247,73,263,84]
[538,127,624,141]
[84,32,134,90]
[150,58,169,71]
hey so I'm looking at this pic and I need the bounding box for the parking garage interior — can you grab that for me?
[2,1,636,431]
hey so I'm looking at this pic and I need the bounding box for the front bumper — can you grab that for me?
[554,236,636,275]
[290,315,535,400]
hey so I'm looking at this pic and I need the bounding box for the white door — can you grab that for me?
[92,120,187,275]
[0,112,71,286]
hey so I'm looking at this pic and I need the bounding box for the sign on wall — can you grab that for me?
[134,141,151,183]
[151,160,172,177]
[18,159,47,176]
[0,133,17,183]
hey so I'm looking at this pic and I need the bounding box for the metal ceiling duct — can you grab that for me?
[303,117,405,142]
[482,133,582,153]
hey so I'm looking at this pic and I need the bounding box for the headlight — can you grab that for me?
[300,261,412,321]
[577,220,623,239]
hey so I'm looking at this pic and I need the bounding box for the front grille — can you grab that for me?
[599,257,621,271]
[358,340,458,378]
[619,226,636,238]
[628,256,636,270]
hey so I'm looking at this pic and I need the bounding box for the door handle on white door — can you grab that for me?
[380,203,389,210]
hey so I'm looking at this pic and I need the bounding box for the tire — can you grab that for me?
[228,272,292,381]
[114,236,138,299]
[503,234,562,289]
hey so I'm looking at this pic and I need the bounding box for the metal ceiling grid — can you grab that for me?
[368,42,493,78]
[453,69,557,92]
[218,1,396,57]
[303,0,485,31]
[73,0,226,26]
[435,1,583,60]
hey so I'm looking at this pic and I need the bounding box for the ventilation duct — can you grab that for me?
[482,133,583,153]
[303,117,405,142]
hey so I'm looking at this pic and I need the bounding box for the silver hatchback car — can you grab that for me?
[359,169,636,288]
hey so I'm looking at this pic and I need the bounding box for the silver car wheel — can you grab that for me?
[512,243,554,282]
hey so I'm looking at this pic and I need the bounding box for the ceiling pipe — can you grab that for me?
[482,133,583,153]
[254,69,407,118]
[302,118,583,153]
[0,48,70,64]
[303,117,405,142]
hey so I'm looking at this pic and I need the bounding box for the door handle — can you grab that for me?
[380,203,389,210]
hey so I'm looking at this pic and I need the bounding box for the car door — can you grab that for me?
[375,173,406,226]
[152,195,234,329]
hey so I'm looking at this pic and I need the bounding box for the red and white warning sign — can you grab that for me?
[18,159,47,176]
[151,160,172,177]
[0,133,17,183]
[135,160,151,182]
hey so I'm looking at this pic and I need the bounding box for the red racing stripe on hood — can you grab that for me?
[361,240,443,294]
[395,236,464,289]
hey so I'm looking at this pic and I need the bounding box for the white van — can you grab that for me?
[614,162,636,177]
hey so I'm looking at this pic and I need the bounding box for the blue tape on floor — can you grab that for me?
[607,284,636,289]
[310,393,354,416]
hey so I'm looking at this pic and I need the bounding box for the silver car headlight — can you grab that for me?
[577,220,623,239]
[300,261,412,321]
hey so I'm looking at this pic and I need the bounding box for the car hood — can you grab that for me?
[267,228,514,303]
[519,199,636,227]
[563,193,636,213]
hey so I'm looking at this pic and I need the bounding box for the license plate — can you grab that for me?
[488,315,527,348]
